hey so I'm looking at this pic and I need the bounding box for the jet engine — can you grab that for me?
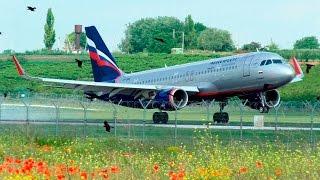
[263,89,281,108]
[243,89,280,113]
[153,88,189,110]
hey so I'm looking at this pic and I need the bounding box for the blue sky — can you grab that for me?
[0,0,319,52]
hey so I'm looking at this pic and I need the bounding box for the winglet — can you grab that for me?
[289,57,304,83]
[12,55,25,76]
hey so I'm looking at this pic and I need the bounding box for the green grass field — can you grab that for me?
[0,124,319,179]
[0,53,319,101]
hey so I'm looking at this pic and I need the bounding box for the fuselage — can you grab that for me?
[119,52,295,101]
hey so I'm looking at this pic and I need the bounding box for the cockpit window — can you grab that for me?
[272,59,283,64]
[260,60,266,66]
[265,60,272,65]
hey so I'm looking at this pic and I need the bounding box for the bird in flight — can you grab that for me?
[154,37,166,43]
[27,6,36,11]
[75,59,83,68]
[306,63,315,74]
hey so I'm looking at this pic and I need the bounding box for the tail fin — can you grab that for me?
[85,26,123,82]
[289,57,304,83]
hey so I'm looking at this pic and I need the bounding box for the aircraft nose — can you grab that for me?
[281,65,295,82]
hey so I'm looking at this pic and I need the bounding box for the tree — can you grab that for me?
[294,36,319,49]
[65,32,87,50]
[44,8,56,50]
[119,17,184,53]
[194,22,207,34]
[184,15,197,49]
[197,28,235,51]
[242,42,261,52]
[266,42,279,51]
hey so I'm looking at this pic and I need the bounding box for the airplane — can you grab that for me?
[12,26,303,124]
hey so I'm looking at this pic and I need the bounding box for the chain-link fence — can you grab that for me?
[0,93,319,147]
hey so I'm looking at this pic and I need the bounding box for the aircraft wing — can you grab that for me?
[12,56,199,95]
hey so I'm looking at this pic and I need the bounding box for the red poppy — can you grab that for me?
[239,166,248,174]
[80,171,88,180]
[256,161,263,169]
[110,166,120,174]
[153,164,160,173]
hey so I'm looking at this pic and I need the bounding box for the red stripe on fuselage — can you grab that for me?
[195,87,262,98]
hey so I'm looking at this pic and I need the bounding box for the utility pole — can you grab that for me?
[172,29,185,53]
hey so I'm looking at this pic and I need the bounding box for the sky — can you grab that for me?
[0,0,319,52]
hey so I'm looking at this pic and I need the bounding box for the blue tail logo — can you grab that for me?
[85,26,123,82]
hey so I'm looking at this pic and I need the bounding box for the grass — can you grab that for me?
[0,124,319,179]
[0,53,319,101]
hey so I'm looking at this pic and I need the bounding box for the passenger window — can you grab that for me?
[266,60,272,65]
[260,60,266,66]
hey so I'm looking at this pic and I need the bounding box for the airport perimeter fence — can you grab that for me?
[0,93,319,147]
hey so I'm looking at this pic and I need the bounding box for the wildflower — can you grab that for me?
[153,164,160,173]
[57,174,65,180]
[42,145,52,152]
[239,166,248,175]
[110,166,120,174]
[178,170,185,179]
[169,161,175,168]
[122,152,131,158]
[68,166,78,175]
[80,171,88,180]
[275,168,282,176]
[256,161,263,169]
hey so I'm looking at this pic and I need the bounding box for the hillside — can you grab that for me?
[0,53,318,101]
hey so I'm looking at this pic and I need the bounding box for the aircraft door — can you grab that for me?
[243,56,253,77]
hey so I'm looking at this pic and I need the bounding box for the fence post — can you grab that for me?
[21,98,29,137]
[202,100,215,127]
[239,100,248,141]
[274,102,282,133]
[304,101,318,149]
[139,99,152,142]
[80,102,88,138]
[110,100,123,138]
[174,100,183,145]
[0,95,4,122]
[52,101,60,137]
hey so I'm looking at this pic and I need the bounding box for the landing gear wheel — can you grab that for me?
[153,112,169,124]
[213,112,229,124]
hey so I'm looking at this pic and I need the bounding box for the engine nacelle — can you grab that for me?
[243,89,281,112]
[263,89,281,108]
[153,88,188,110]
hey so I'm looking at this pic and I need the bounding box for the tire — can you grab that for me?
[213,112,229,123]
[160,112,169,124]
[153,112,161,124]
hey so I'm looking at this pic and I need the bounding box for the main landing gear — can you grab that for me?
[213,101,229,124]
[153,112,169,124]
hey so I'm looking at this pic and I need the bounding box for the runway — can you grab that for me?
[0,120,319,131]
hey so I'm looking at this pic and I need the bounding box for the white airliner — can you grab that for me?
[12,26,303,124]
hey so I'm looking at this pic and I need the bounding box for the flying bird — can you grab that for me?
[154,37,166,43]
[75,59,83,68]
[306,63,315,74]
[27,6,36,11]
[0,32,2,35]
[103,121,113,132]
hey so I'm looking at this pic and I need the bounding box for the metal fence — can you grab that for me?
[0,93,319,146]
